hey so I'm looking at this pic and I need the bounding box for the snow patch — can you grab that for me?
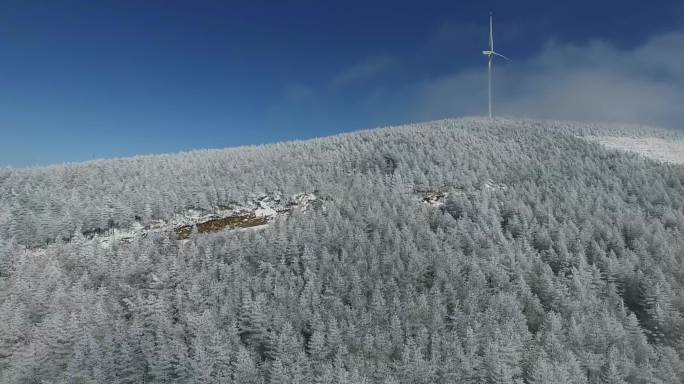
[415,181,506,208]
[588,136,684,164]
[484,180,507,192]
[255,202,278,218]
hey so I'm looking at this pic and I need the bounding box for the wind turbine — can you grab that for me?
[482,12,510,118]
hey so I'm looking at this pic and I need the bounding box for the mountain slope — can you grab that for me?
[1,118,684,383]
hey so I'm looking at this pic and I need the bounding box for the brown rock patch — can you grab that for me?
[175,215,269,240]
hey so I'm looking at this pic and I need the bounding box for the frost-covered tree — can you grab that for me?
[1,118,684,382]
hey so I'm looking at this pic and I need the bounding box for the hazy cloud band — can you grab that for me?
[415,33,684,129]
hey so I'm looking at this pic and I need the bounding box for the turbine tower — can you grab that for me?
[482,12,510,118]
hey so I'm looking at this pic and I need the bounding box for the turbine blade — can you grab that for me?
[492,51,511,61]
[489,14,494,51]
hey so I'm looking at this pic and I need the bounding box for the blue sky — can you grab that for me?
[1,0,683,167]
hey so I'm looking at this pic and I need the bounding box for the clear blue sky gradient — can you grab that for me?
[1,0,683,166]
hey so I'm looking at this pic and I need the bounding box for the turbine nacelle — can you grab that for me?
[483,51,510,61]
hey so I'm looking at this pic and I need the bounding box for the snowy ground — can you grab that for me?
[588,137,684,164]
[415,179,507,208]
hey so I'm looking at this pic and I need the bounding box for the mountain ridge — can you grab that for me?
[1,117,680,172]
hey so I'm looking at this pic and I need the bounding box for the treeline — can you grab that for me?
[1,118,684,383]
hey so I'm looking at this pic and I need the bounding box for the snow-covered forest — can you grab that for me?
[1,117,684,383]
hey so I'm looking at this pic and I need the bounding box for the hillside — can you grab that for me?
[1,118,684,383]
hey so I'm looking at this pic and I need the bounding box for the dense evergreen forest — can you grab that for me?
[1,118,684,383]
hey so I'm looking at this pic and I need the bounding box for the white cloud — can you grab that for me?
[331,55,396,87]
[413,33,684,129]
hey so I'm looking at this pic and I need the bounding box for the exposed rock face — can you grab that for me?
[88,192,318,246]
[175,215,269,240]
[173,192,318,239]
[420,191,448,207]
